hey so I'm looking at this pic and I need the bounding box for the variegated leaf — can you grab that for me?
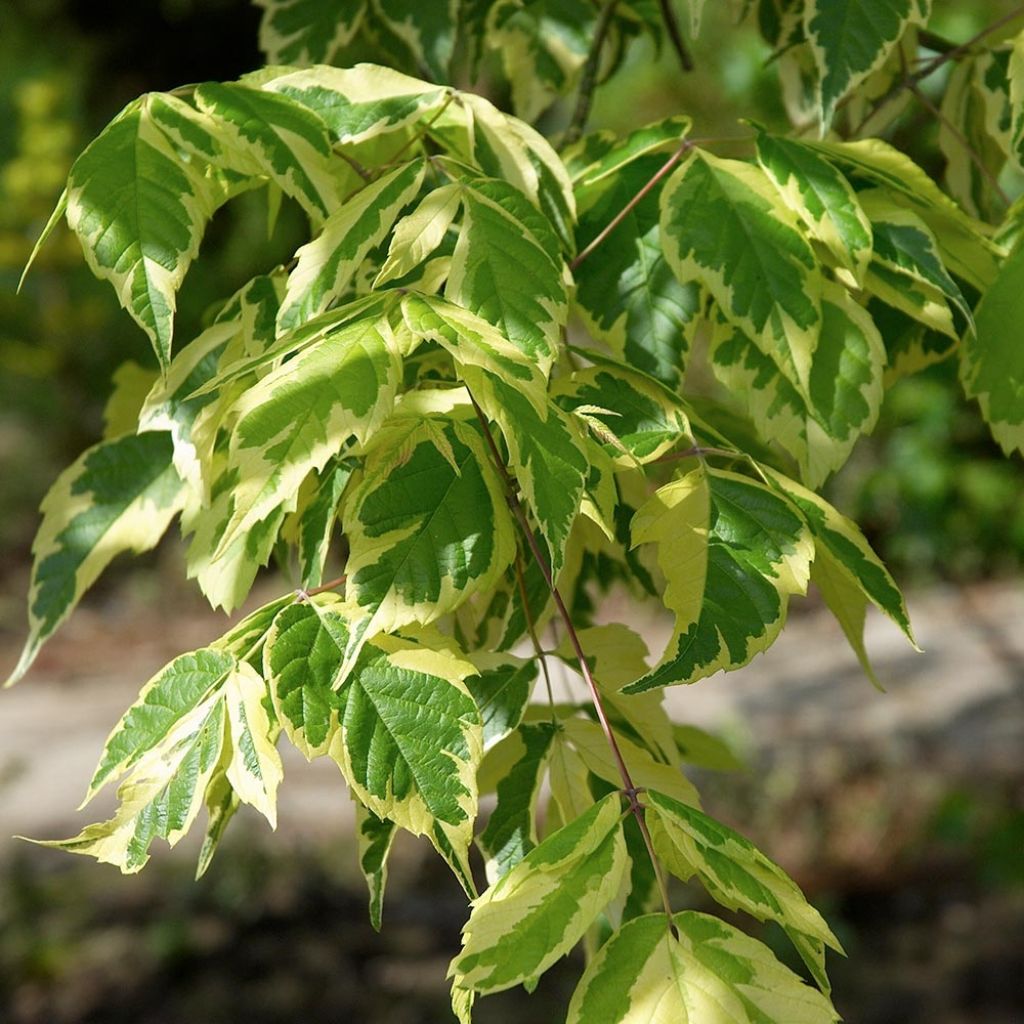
[961,237,1024,455]
[553,356,692,465]
[224,661,283,828]
[263,598,348,758]
[217,314,401,552]
[567,911,840,1024]
[343,418,517,671]
[372,0,458,82]
[760,466,916,680]
[355,797,397,930]
[626,463,813,691]
[255,0,367,64]
[478,722,557,882]
[194,81,341,224]
[804,0,930,127]
[466,370,588,582]
[65,96,226,370]
[450,792,628,994]
[756,130,873,283]
[329,632,482,869]
[446,176,568,375]
[575,153,701,386]
[33,698,228,874]
[8,433,186,686]
[710,280,885,488]
[806,137,1001,290]
[277,159,425,333]
[485,0,595,122]
[660,150,822,395]
[647,788,843,986]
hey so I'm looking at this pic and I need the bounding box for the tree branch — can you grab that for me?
[468,394,675,928]
[570,137,692,272]
[659,0,694,73]
[906,79,1010,206]
[564,0,622,147]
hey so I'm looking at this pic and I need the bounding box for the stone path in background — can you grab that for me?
[0,578,1021,852]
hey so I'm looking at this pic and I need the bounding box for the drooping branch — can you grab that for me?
[468,394,675,927]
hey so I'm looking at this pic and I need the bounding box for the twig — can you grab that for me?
[468,394,676,928]
[379,92,455,172]
[295,574,347,601]
[659,0,694,73]
[565,0,622,147]
[570,138,692,272]
[652,444,739,465]
[906,79,1010,206]
[848,5,1024,136]
[513,551,558,712]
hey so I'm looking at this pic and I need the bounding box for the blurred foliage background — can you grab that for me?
[1,2,1022,1022]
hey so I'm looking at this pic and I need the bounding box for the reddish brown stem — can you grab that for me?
[468,395,675,926]
[569,138,692,273]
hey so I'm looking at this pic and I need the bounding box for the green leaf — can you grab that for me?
[354,798,397,930]
[759,466,916,672]
[467,372,588,582]
[267,63,448,146]
[804,0,930,127]
[660,150,822,395]
[343,419,518,670]
[962,238,1024,455]
[465,653,537,750]
[646,789,843,971]
[575,154,701,386]
[9,433,186,686]
[65,96,225,370]
[255,0,367,64]
[553,356,692,465]
[264,599,348,758]
[224,661,283,828]
[756,131,873,283]
[277,160,425,333]
[626,464,813,691]
[450,792,628,994]
[806,137,1001,290]
[710,280,885,488]
[446,177,569,374]
[86,647,235,800]
[485,0,595,122]
[478,722,557,881]
[330,632,482,865]
[400,291,548,405]
[376,183,462,286]
[373,0,457,82]
[217,314,401,552]
[194,81,341,224]
[567,911,840,1023]
[298,459,354,588]
[37,697,228,874]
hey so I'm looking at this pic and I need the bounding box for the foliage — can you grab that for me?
[8,1,1024,1020]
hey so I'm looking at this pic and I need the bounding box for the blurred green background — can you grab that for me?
[1,2,1022,1022]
